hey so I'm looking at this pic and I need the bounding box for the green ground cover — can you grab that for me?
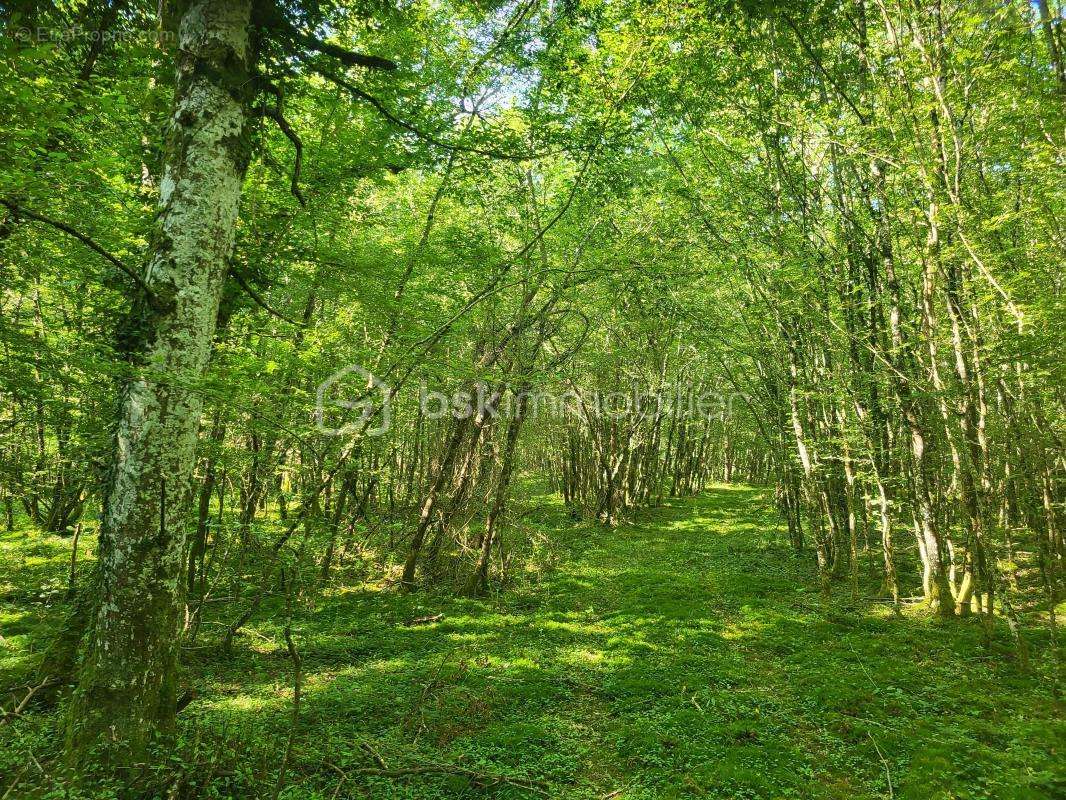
[2,486,1062,798]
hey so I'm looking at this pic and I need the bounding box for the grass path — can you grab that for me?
[194,485,1061,799]
[2,486,1062,798]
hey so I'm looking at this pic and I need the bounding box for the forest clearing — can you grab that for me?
[0,0,1063,797]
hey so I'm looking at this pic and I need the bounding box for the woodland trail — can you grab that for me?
[187,485,1061,799]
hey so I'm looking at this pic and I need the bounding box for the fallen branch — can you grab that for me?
[325,762,347,800]
[359,742,387,769]
[867,731,894,800]
[1,763,30,800]
[0,676,57,725]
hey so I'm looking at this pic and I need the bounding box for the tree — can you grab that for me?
[63,0,259,769]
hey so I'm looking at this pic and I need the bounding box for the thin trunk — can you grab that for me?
[467,391,529,596]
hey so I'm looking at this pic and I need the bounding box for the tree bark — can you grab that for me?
[65,0,256,771]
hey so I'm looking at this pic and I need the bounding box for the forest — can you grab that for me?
[0,0,1063,797]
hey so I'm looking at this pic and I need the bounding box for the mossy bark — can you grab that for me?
[65,0,256,772]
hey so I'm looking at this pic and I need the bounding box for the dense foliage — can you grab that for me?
[0,0,1062,797]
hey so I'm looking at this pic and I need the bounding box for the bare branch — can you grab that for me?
[314,68,541,162]
[256,84,307,206]
[229,265,306,326]
[779,14,868,125]
[0,676,58,725]
[0,198,165,310]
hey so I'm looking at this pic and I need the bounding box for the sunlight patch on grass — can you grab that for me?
[560,647,606,664]
[538,617,612,636]
[2,488,1060,799]
[205,694,279,714]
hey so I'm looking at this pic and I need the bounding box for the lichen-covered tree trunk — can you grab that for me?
[65,0,256,770]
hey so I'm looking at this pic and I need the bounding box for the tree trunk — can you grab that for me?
[65,0,256,771]
[467,391,529,596]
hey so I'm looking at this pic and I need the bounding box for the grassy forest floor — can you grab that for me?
[2,485,1063,799]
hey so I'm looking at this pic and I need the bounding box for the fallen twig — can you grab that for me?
[0,763,30,800]
[359,741,388,769]
[403,650,457,739]
[867,731,894,799]
[325,762,347,800]
[0,677,57,724]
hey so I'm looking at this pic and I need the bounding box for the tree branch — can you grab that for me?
[229,265,306,326]
[256,83,307,206]
[0,198,165,309]
[256,7,396,71]
[295,32,397,71]
[314,67,540,162]
[779,14,868,125]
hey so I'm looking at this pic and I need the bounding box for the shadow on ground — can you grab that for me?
[2,486,1062,799]
[190,486,1065,799]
